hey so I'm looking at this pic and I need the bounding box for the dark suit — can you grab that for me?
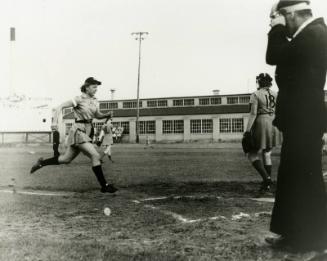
[266,18,327,249]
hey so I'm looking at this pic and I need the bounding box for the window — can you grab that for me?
[202,119,213,133]
[63,107,73,115]
[93,122,104,133]
[219,118,244,133]
[65,123,73,135]
[231,118,244,133]
[184,99,194,106]
[239,96,250,104]
[219,119,231,133]
[227,97,239,104]
[191,120,202,134]
[123,101,143,108]
[190,119,212,134]
[109,102,118,109]
[139,121,156,134]
[158,100,168,107]
[162,120,173,134]
[173,99,183,106]
[112,121,130,134]
[99,102,108,110]
[162,120,184,134]
[210,97,222,105]
[147,100,157,107]
[199,98,210,105]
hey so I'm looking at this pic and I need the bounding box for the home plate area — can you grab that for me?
[132,195,274,224]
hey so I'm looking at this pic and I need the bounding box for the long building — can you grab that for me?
[61,93,252,143]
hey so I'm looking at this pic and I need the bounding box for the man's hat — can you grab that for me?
[84,77,102,85]
[277,0,311,12]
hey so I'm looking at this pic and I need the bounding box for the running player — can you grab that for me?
[244,73,281,194]
[30,77,117,193]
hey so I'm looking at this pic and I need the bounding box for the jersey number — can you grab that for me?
[265,94,276,109]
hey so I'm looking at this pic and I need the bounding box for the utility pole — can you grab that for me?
[131,32,148,143]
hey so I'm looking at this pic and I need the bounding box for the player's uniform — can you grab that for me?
[66,94,100,147]
[101,121,114,146]
[250,87,281,150]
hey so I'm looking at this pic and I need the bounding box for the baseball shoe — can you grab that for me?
[30,157,43,174]
[101,184,118,193]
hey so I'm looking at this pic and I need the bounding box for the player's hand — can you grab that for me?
[270,14,285,27]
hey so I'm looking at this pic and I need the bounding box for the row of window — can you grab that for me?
[96,96,251,111]
[65,118,244,136]
[65,122,130,135]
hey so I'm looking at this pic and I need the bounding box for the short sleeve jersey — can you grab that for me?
[72,94,99,121]
[102,121,113,135]
[249,88,277,115]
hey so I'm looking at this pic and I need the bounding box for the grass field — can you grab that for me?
[1,143,327,261]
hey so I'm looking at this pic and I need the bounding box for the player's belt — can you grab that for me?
[257,113,274,116]
[75,119,93,124]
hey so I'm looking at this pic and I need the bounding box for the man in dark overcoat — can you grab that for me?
[265,0,327,251]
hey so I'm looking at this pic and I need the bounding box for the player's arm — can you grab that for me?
[245,95,258,132]
[95,109,113,120]
[51,99,76,129]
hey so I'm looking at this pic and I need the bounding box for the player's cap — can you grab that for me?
[85,77,102,85]
[256,73,273,88]
[277,0,311,12]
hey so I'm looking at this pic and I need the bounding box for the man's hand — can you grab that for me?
[270,15,286,27]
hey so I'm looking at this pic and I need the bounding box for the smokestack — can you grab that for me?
[110,89,116,100]
[212,89,220,96]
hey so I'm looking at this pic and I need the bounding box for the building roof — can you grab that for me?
[63,104,250,120]
[98,93,251,103]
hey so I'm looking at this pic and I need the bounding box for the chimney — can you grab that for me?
[110,89,116,100]
[212,89,220,96]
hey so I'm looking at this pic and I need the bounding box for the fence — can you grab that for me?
[0,132,52,144]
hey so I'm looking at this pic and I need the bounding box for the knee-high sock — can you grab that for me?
[264,165,272,177]
[41,156,59,166]
[92,165,107,188]
[252,160,270,182]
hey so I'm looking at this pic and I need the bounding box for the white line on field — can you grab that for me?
[143,204,203,224]
[250,198,275,203]
[132,194,274,224]
[140,195,222,202]
[0,189,75,197]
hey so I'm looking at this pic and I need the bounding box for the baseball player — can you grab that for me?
[244,73,281,195]
[30,77,118,193]
[97,117,114,162]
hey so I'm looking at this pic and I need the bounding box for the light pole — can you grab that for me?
[131,32,148,143]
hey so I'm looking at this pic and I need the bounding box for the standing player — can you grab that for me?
[244,73,280,194]
[30,77,118,193]
[52,127,60,157]
[97,117,114,162]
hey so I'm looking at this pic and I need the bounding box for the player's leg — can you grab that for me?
[106,145,113,162]
[30,146,80,174]
[78,142,117,193]
[248,150,272,192]
[262,149,272,178]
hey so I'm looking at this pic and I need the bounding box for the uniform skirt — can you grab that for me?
[66,123,92,147]
[252,115,282,150]
[102,134,113,146]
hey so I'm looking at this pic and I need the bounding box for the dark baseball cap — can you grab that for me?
[277,0,310,10]
[85,77,102,85]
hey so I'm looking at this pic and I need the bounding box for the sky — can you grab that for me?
[1,0,327,104]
